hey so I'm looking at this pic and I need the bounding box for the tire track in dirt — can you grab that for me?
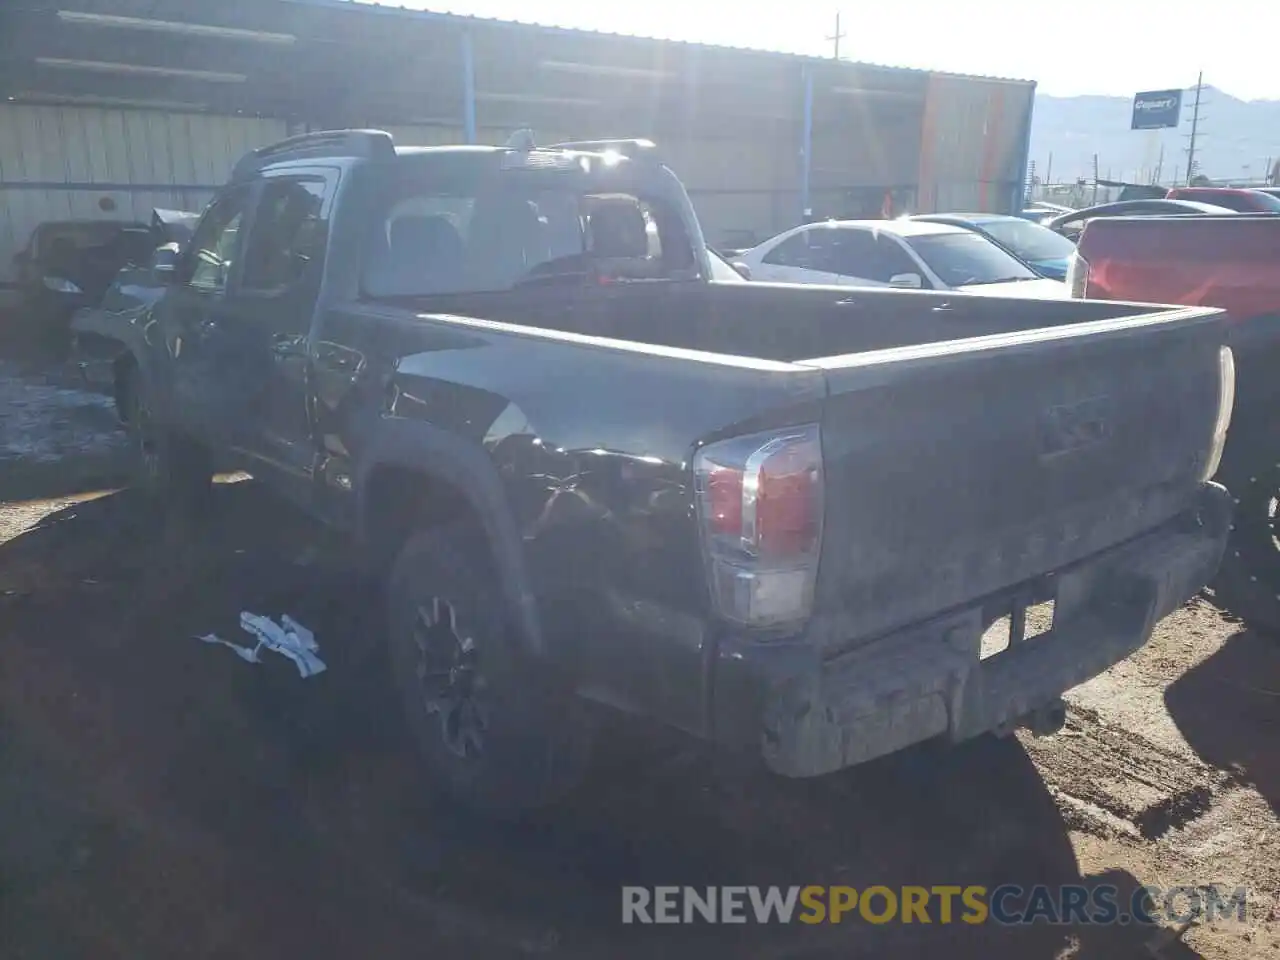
[1023,704,1240,842]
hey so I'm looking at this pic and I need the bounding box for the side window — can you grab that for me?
[819,230,881,278]
[581,193,689,275]
[241,178,329,293]
[763,230,824,268]
[364,184,695,297]
[187,188,251,293]
[1058,217,1086,241]
[1209,196,1250,212]
[875,236,921,281]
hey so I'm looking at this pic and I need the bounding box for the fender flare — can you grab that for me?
[111,328,165,418]
[109,343,148,420]
[355,418,545,658]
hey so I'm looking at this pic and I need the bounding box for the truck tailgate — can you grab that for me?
[803,306,1228,651]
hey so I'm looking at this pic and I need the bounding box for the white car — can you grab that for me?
[732,219,1069,298]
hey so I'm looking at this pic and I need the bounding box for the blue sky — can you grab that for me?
[374,0,1275,100]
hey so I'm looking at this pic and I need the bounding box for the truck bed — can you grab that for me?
[396,281,1164,363]
[373,282,1226,651]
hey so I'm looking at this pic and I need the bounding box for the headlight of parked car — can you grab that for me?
[41,275,82,294]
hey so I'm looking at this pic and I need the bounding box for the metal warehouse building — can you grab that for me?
[0,0,1035,280]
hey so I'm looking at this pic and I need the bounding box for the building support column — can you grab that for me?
[1011,82,1037,213]
[800,63,814,222]
[462,31,477,143]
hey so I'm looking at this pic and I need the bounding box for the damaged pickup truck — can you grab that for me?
[116,130,1235,812]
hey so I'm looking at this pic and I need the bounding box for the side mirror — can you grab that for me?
[150,243,181,285]
[889,272,923,289]
[731,261,752,280]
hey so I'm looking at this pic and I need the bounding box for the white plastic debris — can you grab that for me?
[197,632,263,664]
[196,612,327,678]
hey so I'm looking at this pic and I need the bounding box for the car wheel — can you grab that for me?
[387,523,592,815]
[1212,462,1280,635]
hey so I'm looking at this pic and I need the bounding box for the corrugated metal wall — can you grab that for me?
[805,63,930,223]
[914,76,1034,214]
[0,104,286,284]
[0,71,1037,287]
[382,124,465,147]
[664,122,800,243]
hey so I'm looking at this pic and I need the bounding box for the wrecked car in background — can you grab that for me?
[9,217,155,354]
[69,208,202,393]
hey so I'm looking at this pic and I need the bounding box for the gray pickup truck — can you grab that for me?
[115,130,1233,813]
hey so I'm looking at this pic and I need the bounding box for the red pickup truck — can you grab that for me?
[1070,214,1280,629]
[1165,186,1280,213]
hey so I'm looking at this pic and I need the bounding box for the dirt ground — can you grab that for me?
[0,364,1277,960]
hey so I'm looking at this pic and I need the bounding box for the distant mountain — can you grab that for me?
[1029,87,1280,185]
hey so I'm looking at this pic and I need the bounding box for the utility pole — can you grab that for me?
[1092,154,1100,204]
[1154,143,1165,184]
[825,12,846,59]
[1185,71,1205,185]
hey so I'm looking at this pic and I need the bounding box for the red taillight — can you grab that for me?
[756,443,820,558]
[1066,251,1090,298]
[694,425,823,627]
[705,464,744,535]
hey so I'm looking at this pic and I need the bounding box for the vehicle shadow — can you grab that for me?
[1165,623,1280,816]
[0,483,1204,959]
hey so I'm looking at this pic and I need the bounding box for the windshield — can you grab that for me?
[905,231,1038,286]
[979,218,1076,263]
[362,165,695,298]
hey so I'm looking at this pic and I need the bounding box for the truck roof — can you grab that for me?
[392,145,507,157]
[236,129,662,182]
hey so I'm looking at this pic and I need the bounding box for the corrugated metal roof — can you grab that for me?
[281,0,1033,85]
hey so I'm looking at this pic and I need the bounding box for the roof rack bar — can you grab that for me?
[545,138,658,159]
[231,129,395,181]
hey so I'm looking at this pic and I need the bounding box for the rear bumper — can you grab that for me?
[712,483,1232,778]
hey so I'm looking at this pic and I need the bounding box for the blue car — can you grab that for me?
[910,212,1077,281]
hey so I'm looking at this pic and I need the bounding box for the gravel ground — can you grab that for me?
[0,363,1276,960]
[0,359,131,501]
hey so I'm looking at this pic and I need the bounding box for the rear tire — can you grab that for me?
[1212,461,1280,635]
[387,524,592,815]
